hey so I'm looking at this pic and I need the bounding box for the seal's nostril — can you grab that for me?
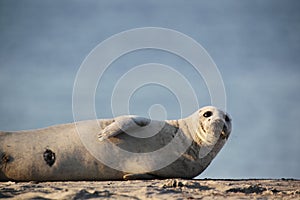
[225,115,230,122]
[223,125,227,132]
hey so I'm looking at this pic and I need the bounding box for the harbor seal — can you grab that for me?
[0,106,231,181]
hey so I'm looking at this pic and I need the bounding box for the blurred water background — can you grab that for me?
[0,0,299,179]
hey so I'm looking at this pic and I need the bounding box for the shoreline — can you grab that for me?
[1,179,299,199]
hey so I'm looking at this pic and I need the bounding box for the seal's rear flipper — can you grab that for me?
[123,173,159,180]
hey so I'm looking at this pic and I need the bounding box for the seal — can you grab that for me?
[0,106,231,181]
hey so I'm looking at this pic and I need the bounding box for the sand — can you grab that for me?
[0,179,299,199]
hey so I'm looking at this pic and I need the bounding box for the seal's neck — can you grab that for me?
[166,113,202,146]
[181,112,203,146]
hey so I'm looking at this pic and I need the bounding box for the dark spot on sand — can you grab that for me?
[162,180,184,188]
[74,189,111,199]
[226,185,267,194]
[43,149,55,167]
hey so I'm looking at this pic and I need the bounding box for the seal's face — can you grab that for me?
[197,106,232,146]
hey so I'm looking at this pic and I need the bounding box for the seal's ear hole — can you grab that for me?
[203,111,213,118]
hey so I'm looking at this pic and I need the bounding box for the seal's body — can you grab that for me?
[0,106,231,181]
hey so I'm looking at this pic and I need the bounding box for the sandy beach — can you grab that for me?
[0,179,299,199]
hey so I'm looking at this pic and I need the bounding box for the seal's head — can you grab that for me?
[191,106,232,146]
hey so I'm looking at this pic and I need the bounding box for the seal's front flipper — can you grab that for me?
[98,116,151,141]
[123,173,159,180]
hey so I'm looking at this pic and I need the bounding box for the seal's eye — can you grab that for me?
[225,115,230,122]
[203,111,212,118]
